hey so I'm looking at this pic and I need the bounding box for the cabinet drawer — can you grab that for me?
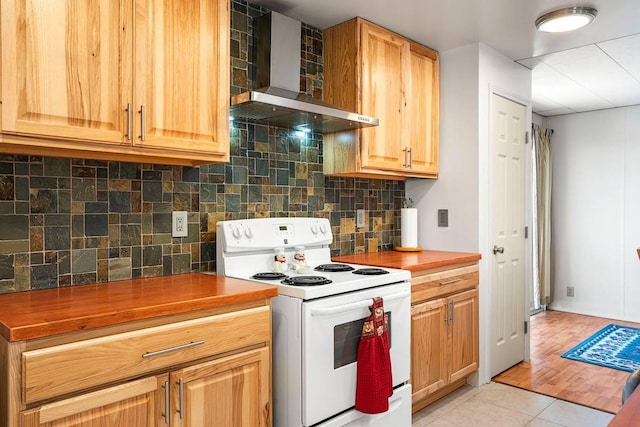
[22,306,270,404]
[411,265,478,303]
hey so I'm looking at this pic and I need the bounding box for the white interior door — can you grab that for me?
[489,93,527,377]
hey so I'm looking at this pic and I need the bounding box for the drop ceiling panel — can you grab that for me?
[531,95,566,112]
[541,45,640,106]
[598,34,640,81]
[518,34,640,116]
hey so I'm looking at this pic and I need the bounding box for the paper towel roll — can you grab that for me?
[401,208,418,248]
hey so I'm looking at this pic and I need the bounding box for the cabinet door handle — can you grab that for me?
[139,105,146,141]
[162,380,170,424]
[126,103,133,140]
[445,302,450,324]
[440,278,462,286]
[408,147,412,168]
[142,340,205,358]
[177,378,184,419]
[448,301,454,324]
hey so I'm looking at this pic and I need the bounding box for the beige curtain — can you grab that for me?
[532,125,553,308]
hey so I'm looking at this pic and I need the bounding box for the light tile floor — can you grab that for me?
[412,382,615,427]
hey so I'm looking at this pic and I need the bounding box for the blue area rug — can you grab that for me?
[561,324,640,372]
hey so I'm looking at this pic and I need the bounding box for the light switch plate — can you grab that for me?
[438,209,448,227]
[172,211,188,237]
[356,209,365,228]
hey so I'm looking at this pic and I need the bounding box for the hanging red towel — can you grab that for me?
[355,297,393,414]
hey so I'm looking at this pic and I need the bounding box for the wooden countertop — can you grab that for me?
[332,250,481,272]
[0,273,278,342]
[609,383,640,427]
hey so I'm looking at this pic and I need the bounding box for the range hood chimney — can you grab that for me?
[229,12,378,133]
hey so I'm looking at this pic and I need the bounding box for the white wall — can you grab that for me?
[548,105,640,321]
[406,43,479,252]
[407,43,531,386]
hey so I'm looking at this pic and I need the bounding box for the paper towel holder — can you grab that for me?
[395,204,422,252]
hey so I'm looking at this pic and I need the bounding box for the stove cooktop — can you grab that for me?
[224,262,409,300]
[215,217,410,299]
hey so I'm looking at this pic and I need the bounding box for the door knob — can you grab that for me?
[493,245,504,254]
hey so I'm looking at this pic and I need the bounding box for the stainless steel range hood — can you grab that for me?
[230,12,378,133]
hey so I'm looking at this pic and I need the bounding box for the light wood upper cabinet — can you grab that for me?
[1,0,132,144]
[323,18,439,179]
[0,0,229,165]
[133,0,229,158]
[359,22,407,171]
[408,43,439,175]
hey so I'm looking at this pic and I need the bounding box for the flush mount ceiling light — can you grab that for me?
[535,6,598,32]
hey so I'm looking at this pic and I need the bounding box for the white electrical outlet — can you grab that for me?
[172,211,188,237]
[356,209,365,228]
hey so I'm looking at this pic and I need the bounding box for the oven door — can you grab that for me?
[316,383,412,427]
[301,281,411,426]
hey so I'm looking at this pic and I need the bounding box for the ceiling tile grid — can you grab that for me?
[518,34,640,116]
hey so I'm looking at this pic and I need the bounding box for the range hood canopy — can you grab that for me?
[230,12,378,134]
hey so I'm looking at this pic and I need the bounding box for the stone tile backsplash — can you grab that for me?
[0,0,404,293]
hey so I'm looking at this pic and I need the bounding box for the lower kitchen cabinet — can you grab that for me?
[2,303,272,427]
[410,263,479,413]
[167,347,270,426]
[20,376,159,427]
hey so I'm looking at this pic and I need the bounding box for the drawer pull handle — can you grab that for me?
[440,278,462,286]
[142,340,205,358]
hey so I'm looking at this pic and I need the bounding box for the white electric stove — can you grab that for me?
[215,217,412,427]
[215,217,410,300]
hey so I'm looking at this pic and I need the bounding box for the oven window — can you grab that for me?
[333,312,391,369]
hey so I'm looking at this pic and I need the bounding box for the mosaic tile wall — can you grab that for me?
[0,0,404,293]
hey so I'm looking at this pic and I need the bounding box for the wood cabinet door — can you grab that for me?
[359,21,407,171]
[1,0,132,144]
[449,289,479,382]
[171,347,270,427]
[410,297,448,403]
[407,43,439,176]
[19,376,158,427]
[133,0,229,160]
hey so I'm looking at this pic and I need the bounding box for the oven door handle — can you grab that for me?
[310,291,410,316]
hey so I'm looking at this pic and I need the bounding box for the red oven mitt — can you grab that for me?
[355,297,393,414]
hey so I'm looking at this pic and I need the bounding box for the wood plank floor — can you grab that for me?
[492,309,640,414]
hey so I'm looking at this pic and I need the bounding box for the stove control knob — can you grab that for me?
[320,223,328,234]
[232,226,242,239]
[244,227,254,239]
[311,223,319,234]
